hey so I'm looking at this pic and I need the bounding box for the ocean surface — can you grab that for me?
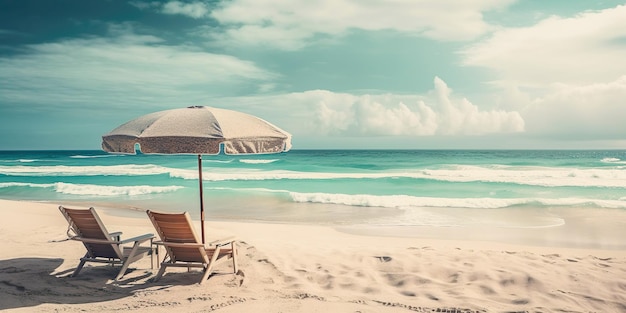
[1,150,625,229]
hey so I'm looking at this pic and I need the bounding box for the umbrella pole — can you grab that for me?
[198,154,205,244]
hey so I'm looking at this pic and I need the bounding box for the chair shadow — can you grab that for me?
[0,257,199,311]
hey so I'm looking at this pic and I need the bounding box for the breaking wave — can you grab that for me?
[3,164,626,188]
[0,164,177,177]
[205,186,626,210]
[0,159,38,163]
[602,157,620,162]
[70,154,125,159]
[288,191,626,210]
[239,159,279,164]
[0,182,183,196]
[199,165,626,188]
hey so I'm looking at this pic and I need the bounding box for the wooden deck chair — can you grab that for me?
[59,206,155,280]
[146,210,238,284]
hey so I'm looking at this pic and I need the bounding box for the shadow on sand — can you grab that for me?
[0,257,200,311]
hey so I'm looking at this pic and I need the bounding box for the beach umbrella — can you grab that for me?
[102,105,292,243]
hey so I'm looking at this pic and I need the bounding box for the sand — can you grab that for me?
[1,199,625,312]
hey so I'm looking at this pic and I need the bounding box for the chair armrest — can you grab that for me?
[109,231,122,241]
[70,234,154,245]
[119,233,154,244]
[152,241,205,248]
[70,236,117,245]
[208,236,236,247]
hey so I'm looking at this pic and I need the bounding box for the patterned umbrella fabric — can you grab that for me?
[102,105,291,155]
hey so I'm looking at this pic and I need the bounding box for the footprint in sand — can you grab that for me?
[374,256,393,263]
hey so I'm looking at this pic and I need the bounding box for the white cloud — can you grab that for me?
[162,1,209,19]
[214,77,525,137]
[431,77,525,135]
[523,76,626,139]
[461,5,626,87]
[0,24,274,110]
[129,1,161,10]
[209,0,514,50]
[458,5,626,143]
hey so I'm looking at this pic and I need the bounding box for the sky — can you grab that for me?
[1,0,625,150]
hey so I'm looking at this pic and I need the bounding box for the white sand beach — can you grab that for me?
[1,198,625,312]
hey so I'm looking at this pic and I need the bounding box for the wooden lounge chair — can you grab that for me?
[59,206,155,280]
[146,210,238,284]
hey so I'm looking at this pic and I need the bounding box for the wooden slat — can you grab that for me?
[60,206,123,259]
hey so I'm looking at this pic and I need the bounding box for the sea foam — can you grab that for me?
[198,165,626,188]
[288,191,626,210]
[601,157,626,164]
[3,163,626,189]
[0,164,174,176]
[0,181,183,196]
[53,182,184,196]
[239,159,279,164]
[70,154,125,159]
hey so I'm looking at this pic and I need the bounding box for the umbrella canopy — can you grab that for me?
[102,105,291,155]
[102,105,291,243]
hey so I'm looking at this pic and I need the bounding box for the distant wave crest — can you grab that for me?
[415,165,626,188]
[3,164,626,189]
[239,159,279,164]
[200,165,626,188]
[54,183,183,196]
[0,182,54,188]
[0,159,38,163]
[70,154,125,159]
[289,191,626,210]
[202,159,234,164]
[0,164,174,177]
[0,182,183,196]
[601,157,626,164]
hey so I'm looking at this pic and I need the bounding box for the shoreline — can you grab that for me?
[1,198,625,312]
[33,197,626,251]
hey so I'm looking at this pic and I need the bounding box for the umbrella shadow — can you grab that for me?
[0,257,198,311]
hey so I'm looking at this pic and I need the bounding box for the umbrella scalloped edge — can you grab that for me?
[102,135,290,155]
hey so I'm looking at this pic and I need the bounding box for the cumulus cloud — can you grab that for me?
[162,1,209,18]
[523,76,626,139]
[332,77,525,136]
[457,5,626,143]
[461,5,626,87]
[129,1,161,10]
[221,77,524,137]
[432,78,525,135]
[206,0,513,50]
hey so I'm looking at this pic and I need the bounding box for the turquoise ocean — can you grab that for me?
[1,150,625,228]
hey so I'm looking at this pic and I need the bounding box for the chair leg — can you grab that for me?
[199,247,221,284]
[231,242,238,273]
[199,264,212,284]
[72,255,88,277]
[116,242,142,280]
[116,258,133,281]
[154,264,167,282]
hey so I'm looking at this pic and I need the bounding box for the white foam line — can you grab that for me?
[0,181,184,196]
[288,192,626,210]
[3,163,626,188]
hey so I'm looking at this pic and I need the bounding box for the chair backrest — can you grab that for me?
[59,206,123,259]
[146,210,206,262]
